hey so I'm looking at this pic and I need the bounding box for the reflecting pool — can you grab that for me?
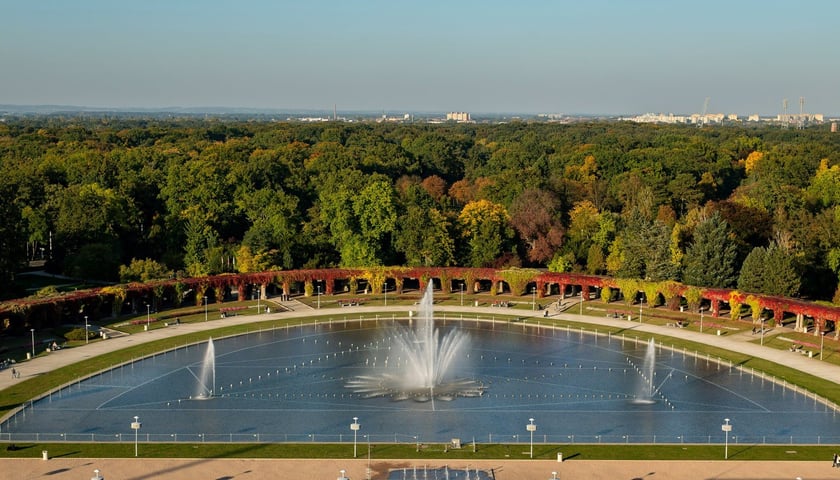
[3,318,838,444]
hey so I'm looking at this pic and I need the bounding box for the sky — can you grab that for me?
[1,0,838,115]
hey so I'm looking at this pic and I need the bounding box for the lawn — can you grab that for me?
[2,294,840,460]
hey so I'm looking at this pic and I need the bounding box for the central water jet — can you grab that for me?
[346,282,484,402]
[195,337,215,399]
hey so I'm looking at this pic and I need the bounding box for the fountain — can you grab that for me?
[346,283,484,403]
[6,298,838,444]
[631,338,660,405]
[195,337,215,399]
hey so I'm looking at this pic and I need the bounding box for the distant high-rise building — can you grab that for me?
[832,122,838,133]
[446,112,471,122]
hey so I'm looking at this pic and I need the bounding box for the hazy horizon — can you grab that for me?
[2,0,838,116]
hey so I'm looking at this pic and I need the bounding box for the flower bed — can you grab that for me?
[130,318,159,326]
[219,306,248,313]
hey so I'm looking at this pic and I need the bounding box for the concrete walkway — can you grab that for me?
[3,457,837,480]
[3,302,840,398]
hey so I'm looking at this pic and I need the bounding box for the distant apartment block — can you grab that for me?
[627,111,824,126]
[777,113,824,124]
[446,112,471,122]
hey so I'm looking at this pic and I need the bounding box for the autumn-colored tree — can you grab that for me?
[509,189,564,264]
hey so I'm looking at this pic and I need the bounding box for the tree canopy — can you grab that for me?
[2,118,839,302]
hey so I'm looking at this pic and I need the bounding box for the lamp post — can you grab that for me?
[350,417,360,458]
[460,282,464,306]
[317,285,321,309]
[526,418,536,459]
[532,287,536,311]
[760,318,765,346]
[700,306,705,333]
[84,315,89,344]
[820,331,826,360]
[383,282,387,307]
[131,416,142,457]
[579,289,583,315]
[203,296,208,322]
[722,418,732,459]
[146,304,151,330]
[30,328,35,358]
[639,297,643,323]
[365,434,371,480]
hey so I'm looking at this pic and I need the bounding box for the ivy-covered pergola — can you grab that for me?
[2,267,839,339]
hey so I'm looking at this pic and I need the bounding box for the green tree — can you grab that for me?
[458,200,514,267]
[119,258,172,283]
[682,212,738,288]
[183,215,220,277]
[395,206,456,266]
[239,188,300,269]
[0,178,27,292]
[738,244,801,297]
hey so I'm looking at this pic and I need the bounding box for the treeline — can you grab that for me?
[1,118,838,302]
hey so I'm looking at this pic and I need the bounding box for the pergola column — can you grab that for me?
[773,308,784,327]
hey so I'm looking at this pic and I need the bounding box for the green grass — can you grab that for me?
[2,299,840,460]
[1,442,836,461]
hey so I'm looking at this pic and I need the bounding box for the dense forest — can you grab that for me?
[1,118,839,303]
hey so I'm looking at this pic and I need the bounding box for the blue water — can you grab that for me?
[3,320,838,444]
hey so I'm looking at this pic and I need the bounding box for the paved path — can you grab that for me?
[3,457,838,480]
[3,302,840,400]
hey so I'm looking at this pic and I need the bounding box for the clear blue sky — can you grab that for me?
[1,0,838,115]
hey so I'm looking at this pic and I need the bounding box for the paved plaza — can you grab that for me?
[3,457,838,480]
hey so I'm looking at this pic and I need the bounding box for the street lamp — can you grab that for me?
[700,306,705,333]
[722,418,732,459]
[383,282,387,307]
[579,289,584,315]
[131,416,142,457]
[30,328,35,358]
[317,285,321,309]
[532,287,536,311]
[146,304,151,330]
[365,434,371,480]
[526,418,536,459]
[820,331,826,360]
[639,296,643,323]
[84,315,89,344]
[460,282,464,306]
[350,416,360,458]
[760,318,765,346]
[204,296,208,322]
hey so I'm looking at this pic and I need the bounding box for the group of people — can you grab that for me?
[10,367,20,379]
[833,453,840,467]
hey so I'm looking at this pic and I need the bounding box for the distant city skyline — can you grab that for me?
[2,0,838,115]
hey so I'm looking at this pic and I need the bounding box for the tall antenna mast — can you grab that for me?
[782,98,789,129]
